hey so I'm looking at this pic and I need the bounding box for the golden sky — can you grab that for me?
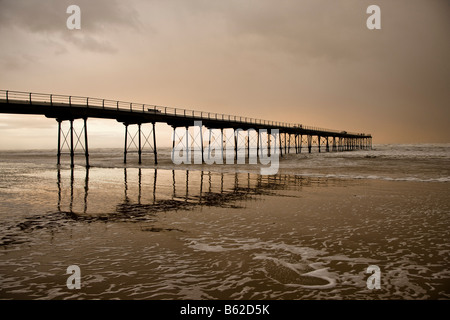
[0,0,449,149]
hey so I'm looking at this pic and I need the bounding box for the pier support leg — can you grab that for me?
[152,122,158,165]
[279,133,283,157]
[186,126,190,164]
[208,129,212,160]
[288,134,291,154]
[299,135,302,153]
[257,131,260,156]
[124,124,128,164]
[295,134,298,154]
[318,135,321,153]
[307,135,312,153]
[172,126,176,161]
[57,120,62,165]
[247,134,250,160]
[84,118,89,168]
[199,124,204,163]
[220,128,224,161]
[138,123,142,164]
[70,119,74,167]
[234,129,238,160]
[326,136,329,152]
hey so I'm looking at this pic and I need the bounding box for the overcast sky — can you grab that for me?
[0,0,449,149]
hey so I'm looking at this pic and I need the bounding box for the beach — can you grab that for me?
[0,144,449,299]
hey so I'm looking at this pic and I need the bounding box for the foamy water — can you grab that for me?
[0,144,449,299]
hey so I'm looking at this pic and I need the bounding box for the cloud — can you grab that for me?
[64,33,118,54]
[139,0,373,63]
[155,0,450,67]
[0,52,38,71]
[0,0,141,53]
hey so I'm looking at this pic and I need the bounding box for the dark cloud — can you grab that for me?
[0,0,141,52]
[221,0,370,61]
[184,0,450,65]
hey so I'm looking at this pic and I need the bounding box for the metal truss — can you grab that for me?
[57,118,89,167]
[124,122,157,165]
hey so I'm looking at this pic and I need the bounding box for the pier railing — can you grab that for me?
[0,90,368,136]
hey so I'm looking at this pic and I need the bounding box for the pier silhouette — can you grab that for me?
[1,90,372,167]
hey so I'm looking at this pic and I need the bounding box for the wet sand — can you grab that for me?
[0,166,448,299]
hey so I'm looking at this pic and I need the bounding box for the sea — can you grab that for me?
[0,144,449,300]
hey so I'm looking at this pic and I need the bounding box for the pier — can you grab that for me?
[0,90,372,168]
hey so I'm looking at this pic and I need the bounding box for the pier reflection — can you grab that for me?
[0,167,331,247]
[56,167,326,222]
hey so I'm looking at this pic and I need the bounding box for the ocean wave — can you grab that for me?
[291,173,450,183]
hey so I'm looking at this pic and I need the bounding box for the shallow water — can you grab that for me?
[0,144,449,299]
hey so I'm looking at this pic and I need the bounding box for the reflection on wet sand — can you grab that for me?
[2,168,333,246]
[56,167,329,222]
[1,166,341,249]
